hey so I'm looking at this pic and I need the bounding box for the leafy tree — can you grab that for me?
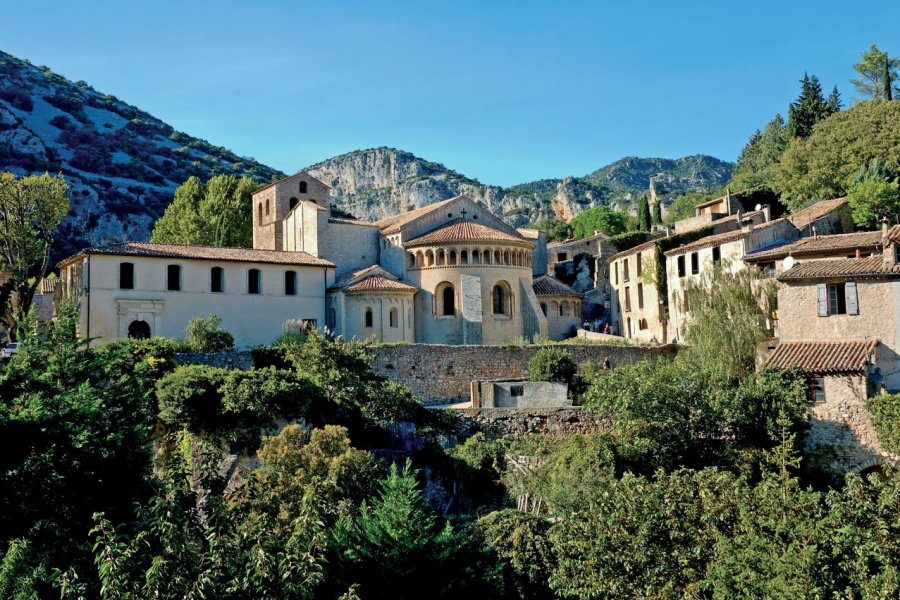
[185,313,234,352]
[527,347,576,385]
[569,205,628,239]
[786,73,830,139]
[531,218,572,242]
[475,510,554,600]
[730,115,788,192]
[866,392,900,455]
[679,261,776,380]
[773,100,900,213]
[851,44,900,100]
[0,172,69,338]
[846,160,900,228]
[151,174,256,247]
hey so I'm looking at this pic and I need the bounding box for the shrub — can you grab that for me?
[49,114,70,129]
[866,393,900,455]
[528,348,576,385]
[185,314,234,352]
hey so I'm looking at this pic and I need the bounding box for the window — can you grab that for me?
[510,385,524,397]
[389,307,398,328]
[712,246,721,263]
[811,376,826,403]
[828,283,846,314]
[248,268,261,294]
[614,261,618,285]
[127,319,150,339]
[624,258,630,282]
[289,197,298,210]
[492,281,512,317]
[211,267,224,293]
[541,302,548,316]
[265,199,270,216]
[677,255,686,278]
[557,252,567,262]
[437,282,456,317]
[258,203,263,222]
[364,308,373,328]
[166,264,181,291]
[691,252,699,275]
[637,283,644,309]
[624,286,631,312]
[818,282,857,316]
[560,302,570,317]
[299,181,307,193]
[119,262,134,290]
[284,270,297,296]
[636,252,642,277]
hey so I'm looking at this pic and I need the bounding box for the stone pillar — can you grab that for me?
[460,273,483,345]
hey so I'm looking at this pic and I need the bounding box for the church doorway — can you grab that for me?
[127,320,151,340]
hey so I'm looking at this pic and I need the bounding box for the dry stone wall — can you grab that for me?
[455,407,611,436]
[369,343,676,405]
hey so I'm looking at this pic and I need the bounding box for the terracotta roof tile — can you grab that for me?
[345,275,418,292]
[404,218,529,247]
[59,242,334,268]
[664,229,746,257]
[745,230,883,262]
[608,238,660,261]
[778,256,900,280]
[328,217,378,227]
[532,275,581,297]
[765,339,877,373]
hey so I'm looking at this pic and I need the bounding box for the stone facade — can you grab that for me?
[608,241,669,342]
[369,343,676,405]
[455,407,611,436]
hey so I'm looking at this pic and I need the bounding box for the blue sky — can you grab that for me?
[3,0,898,186]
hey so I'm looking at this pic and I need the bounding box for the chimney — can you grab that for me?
[741,218,754,234]
[856,248,862,259]
[813,226,817,240]
[882,217,895,268]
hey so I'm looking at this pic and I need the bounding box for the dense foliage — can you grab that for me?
[184,313,235,352]
[527,347,577,386]
[569,205,629,238]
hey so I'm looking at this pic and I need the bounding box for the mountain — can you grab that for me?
[308,148,733,226]
[0,50,284,258]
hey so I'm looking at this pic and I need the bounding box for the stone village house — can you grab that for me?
[58,171,583,347]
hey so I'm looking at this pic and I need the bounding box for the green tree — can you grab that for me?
[531,218,572,242]
[773,100,900,212]
[475,510,554,600]
[846,160,900,228]
[185,313,234,352]
[151,174,257,247]
[851,44,900,100]
[651,198,662,225]
[786,73,829,139]
[0,172,69,338]
[637,194,651,231]
[569,205,628,239]
[826,85,843,113]
[527,347,577,385]
[664,191,713,223]
[730,115,788,192]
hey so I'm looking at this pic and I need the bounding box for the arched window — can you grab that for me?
[540,302,548,316]
[492,281,511,317]
[119,262,134,290]
[389,307,399,328]
[416,252,425,268]
[284,270,297,295]
[258,203,263,222]
[299,181,307,193]
[549,300,559,315]
[265,199,270,216]
[426,250,434,267]
[436,282,456,317]
[560,301,570,316]
[472,249,480,264]
[364,307,373,328]
[210,267,224,293]
[437,249,446,265]
[483,249,492,265]
[408,253,416,268]
[167,264,181,291]
[449,250,457,265]
[494,250,502,264]
[127,319,151,339]
[461,250,469,265]
[248,268,262,294]
[289,197,299,210]
[503,250,511,265]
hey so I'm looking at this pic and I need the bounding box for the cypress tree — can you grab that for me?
[885,59,893,101]
[652,200,662,225]
[637,195,651,232]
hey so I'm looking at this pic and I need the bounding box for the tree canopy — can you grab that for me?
[569,205,629,239]
[851,44,900,100]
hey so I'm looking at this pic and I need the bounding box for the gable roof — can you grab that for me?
[374,196,460,234]
[664,229,747,258]
[745,230,883,262]
[403,218,529,247]
[333,265,417,293]
[778,256,900,280]
[252,170,330,195]
[765,339,877,373]
[532,275,581,297]
[58,242,334,268]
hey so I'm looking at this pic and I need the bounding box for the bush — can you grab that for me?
[185,314,234,352]
[866,393,900,455]
[528,348,576,385]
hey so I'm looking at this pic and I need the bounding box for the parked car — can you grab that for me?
[0,342,19,358]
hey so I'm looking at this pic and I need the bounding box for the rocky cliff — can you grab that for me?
[308,148,732,227]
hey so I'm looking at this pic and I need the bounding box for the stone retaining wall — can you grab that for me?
[174,351,255,369]
[369,343,675,405]
[455,407,611,436]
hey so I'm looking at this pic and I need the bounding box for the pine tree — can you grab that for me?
[786,73,829,138]
[851,44,900,100]
[825,86,842,115]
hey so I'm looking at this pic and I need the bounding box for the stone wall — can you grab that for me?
[455,407,611,436]
[174,351,255,369]
[369,343,676,405]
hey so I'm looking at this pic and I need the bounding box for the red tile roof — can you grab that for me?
[345,275,417,292]
[328,217,378,227]
[532,275,581,297]
[765,339,877,373]
[404,218,529,247]
[745,230,883,262]
[778,256,900,280]
[608,238,660,261]
[59,242,334,268]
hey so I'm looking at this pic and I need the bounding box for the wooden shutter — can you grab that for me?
[845,281,859,315]
[817,283,828,316]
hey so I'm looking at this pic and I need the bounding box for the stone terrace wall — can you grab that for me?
[369,343,676,405]
[456,407,611,436]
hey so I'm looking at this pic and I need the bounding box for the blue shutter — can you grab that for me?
[846,281,859,315]
[817,283,828,316]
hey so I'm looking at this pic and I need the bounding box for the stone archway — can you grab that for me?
[127,319,151,340]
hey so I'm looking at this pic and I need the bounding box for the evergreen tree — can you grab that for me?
[825,86,842,114]
[851,44,900,100]
[652,199,662,225]
[786,73,829,138]
[637,194,651,232]
[730,114,788,192]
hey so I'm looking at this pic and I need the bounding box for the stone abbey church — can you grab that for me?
[59,171,582,347]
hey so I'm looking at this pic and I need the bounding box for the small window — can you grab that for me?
[510,385,524,397]
[258,203,263,222]
[541,302,548,316]
[389,307,398,328]
[636,252,642,277]
[248,269,261,294]
[712,246,721,263]
[365,308,373,328]
[119,262,134,290]
[211,267,224,293]
[557,252,567,262]
[624,286,631,312]
[691,252,699,275]
[284,270,297,296]
[828,283,846,315]
[624,258,630,282]
[677,255,686,278]
[811,376,826,403]
[492,281,512,317]
[637,283,644,309]
[265,199,270,216]
[614,261,619,285]
[167,264,181,291]
[442,285,456,316]
[299,181,307,193]
[289,197,299,210]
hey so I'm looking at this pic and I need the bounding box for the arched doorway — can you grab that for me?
[127,320,151,340]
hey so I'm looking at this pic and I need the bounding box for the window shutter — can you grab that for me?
[817,283,828,316]
[845,281,859,315]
